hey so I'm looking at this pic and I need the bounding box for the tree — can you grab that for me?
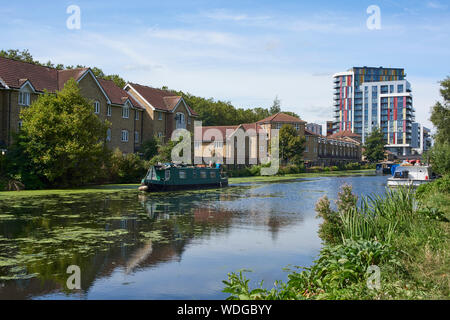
[19,79,110,187]
[270,96,281,115]
[428,75,450,174]
[142,136,159,160]
[279,124,305,165]
[430,77,450,145]
[363,128,385,162]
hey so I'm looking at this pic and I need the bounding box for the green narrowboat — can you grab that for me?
[138,163,228,192]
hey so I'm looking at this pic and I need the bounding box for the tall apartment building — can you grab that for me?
[333,66,416,156]
[306,123,322,136]
[411,122,432,154]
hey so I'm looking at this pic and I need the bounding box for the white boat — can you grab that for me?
[387,164,434,187]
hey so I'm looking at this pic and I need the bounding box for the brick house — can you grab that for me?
[124,83,198,144]
[0,57,196,154]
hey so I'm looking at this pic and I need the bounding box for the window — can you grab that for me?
[165,170,170,181]
[158,112,163,120]
[107,105,112,117]
[305,146,309,152]
[200,171,207,179]
[175,112,186,129]
[122,104,130,118]
[194,141,201,149]
[94,101,100,114]
[18,92,30,106]
[294,123,300,130]
[397,84,404,93]
[18,121,23,131]
[187,117,191,125]
[121,130,129,142]
[179,171,187,179]
[214,141,223,148]
[134,131,139,143]
[106,128,111,141]
[158,132,163,138]
[135,111,139,120]
[210,171,216,178]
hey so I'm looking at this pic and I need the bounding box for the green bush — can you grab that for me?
[223,239,398,300]
[107,148,148,183]
[416,174,450,199]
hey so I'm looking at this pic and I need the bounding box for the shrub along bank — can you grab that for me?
[223,177,449,299]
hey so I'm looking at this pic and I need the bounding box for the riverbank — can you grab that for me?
[0,169,374,199]
[223,176,450,300]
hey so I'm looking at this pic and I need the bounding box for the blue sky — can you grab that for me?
[1,0,449,131]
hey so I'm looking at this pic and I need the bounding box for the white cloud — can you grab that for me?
[145,27,244,48]
[201,9,270,22]
[427,1,448,9]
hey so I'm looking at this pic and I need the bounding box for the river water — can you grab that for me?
[0,173,388,299]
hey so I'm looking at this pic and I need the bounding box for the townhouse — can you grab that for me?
[195,112,361,167]
[0,56,197,154]
[124,83,197,144]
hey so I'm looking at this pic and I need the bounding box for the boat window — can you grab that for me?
[151,169,157,180]
[165,170,170,181]
[200,171,207,179]
[179,171,187,179]
[210,171,216,178]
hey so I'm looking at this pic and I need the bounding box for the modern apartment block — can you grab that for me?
[333,66,417,156]
[306,123,322,136]
[411,122,432,154]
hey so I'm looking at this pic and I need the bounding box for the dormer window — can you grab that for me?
[94,101,100,114]
[122,102,130,119]
[18,92,30,106]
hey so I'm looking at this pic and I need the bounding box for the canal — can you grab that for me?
[0,173,388,299]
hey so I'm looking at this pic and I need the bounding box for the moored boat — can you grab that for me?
[376,161,395,174]
[387,163,434,188]
[139,163,228,192]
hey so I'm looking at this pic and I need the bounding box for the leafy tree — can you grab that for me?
[142,136,159,160]
[428,75,450,174]
[19,79,110,187]
[363,128,385,162]
[430,76,450,145]
[270,96,281,115]
[279,124,305,165]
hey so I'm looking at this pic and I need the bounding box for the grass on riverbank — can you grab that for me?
[0,169,374,199]
[223,176,450,300]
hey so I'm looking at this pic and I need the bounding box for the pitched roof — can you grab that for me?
[0,56,90,92]
[257,112,306,124]
[98,78,144,109]
[199,125,239,141]
[327,130,361,139]
[127,83,197,116]
[0,56,58,91]
[57,68,89,90]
